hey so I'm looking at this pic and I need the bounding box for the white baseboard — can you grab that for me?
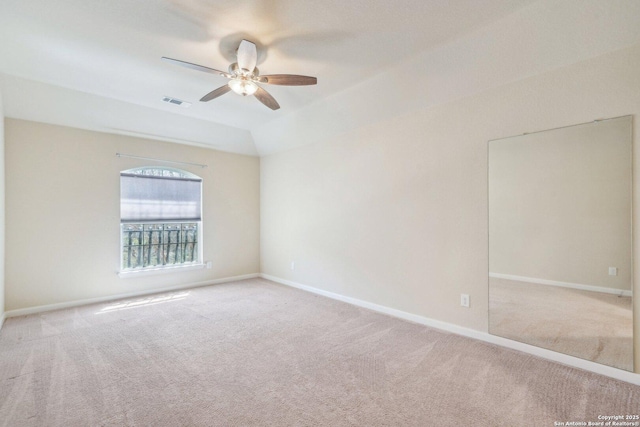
[4,273,260,318]
[0,312,5,331]
[489,272,632,297]
[260,273,640,386]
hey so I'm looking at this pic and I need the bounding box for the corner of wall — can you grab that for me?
[0,89,5,327]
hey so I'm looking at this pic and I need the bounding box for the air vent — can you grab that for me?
[162,96,192,108]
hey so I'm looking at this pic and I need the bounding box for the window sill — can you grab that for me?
[118,263,205,279]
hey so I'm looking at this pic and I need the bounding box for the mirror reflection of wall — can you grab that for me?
[488,116,633,372]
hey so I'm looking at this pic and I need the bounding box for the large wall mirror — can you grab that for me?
[488,116,633,371]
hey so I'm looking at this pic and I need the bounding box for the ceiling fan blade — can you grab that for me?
[259,75,317,86]
[200,85,231,102]
[254,86,280,110]
[162,57,230,78]
[237,40,257,72]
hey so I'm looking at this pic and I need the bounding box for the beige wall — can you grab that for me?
[5,120,260,311]
[0,91,4,320]
[260,43,640,371]
[489,117,632,290]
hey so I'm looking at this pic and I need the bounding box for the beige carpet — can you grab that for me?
[1,278,638,426]
[489,277,633,371]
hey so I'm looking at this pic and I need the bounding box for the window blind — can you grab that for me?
[120,174,202,222]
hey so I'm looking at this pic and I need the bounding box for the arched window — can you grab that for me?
[120,167,202,272]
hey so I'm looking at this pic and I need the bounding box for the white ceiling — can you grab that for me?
[0,0,538,156]
[2,1,640,156]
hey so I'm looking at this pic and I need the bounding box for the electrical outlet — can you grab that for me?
[290,261,295,271]
[460,294,470,308]
[608,267,617,276]
[206,261,212,269]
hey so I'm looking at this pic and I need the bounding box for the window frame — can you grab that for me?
[118,167,204,277]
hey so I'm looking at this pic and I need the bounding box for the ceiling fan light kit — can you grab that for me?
[227,62,259,96]
[228,79,258,96]
[162,39,317,110]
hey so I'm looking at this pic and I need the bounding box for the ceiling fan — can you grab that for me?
[162,40,317,111]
